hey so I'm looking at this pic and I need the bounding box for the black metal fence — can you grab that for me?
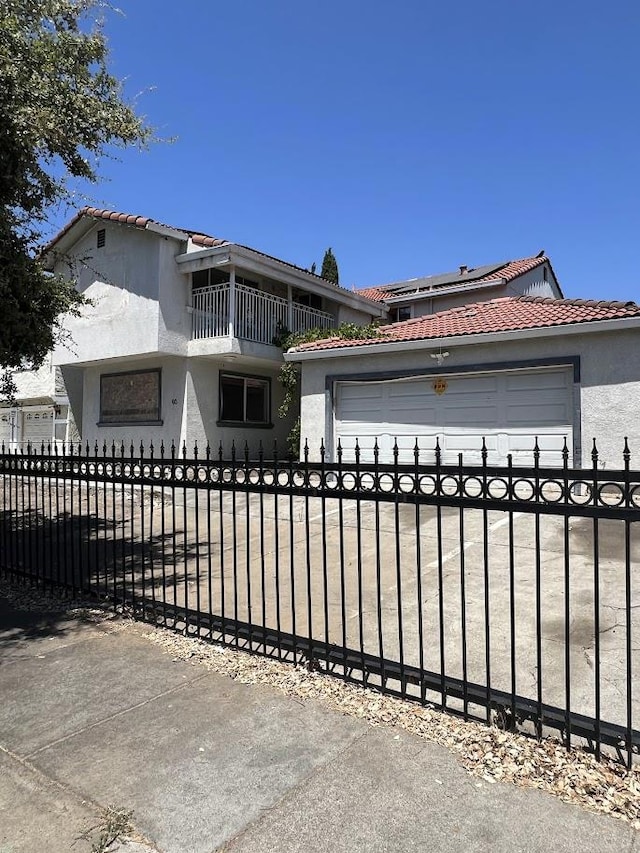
[1,437,638,767]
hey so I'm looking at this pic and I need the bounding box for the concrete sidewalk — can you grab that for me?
[0,593,636,853]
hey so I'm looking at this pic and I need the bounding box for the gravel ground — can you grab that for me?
[1,578,639,834]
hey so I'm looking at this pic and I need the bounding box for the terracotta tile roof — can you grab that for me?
[356,255,548,301]
[356,286,389,302]
[474,256,547,283]
[190,232,233,248]
[40,206,230,256]
[291,296,640,353]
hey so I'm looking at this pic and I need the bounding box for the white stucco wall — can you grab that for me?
[78,355,295,457]
[157,235,190,355]
[185,359,295,456]
[507,266,558,298]
[81,356,188,451]
[297,326,640,469]
[52,224,163,366]
[10,356,58,402]
[336,303,382,326]
[402,286,503,318]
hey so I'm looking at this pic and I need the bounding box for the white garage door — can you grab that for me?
[335,368,574,466]
[22,409,55,449]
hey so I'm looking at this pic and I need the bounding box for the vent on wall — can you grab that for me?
[96,228,106,248]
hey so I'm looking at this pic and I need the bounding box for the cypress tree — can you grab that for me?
[321,248,339,285]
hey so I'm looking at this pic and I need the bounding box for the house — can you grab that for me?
[0,355,76,450]
[22,207,387,453]
[287,295,640,469]
[356,253,562,320]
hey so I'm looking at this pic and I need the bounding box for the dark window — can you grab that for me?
[192,269,210,289]
[96,228,106,248]
[219,373,270,425]
[191,270,261,290]
[99,369,161,425]
[391,306,411,322]
[211,268,231,286]
[295,292,323,310]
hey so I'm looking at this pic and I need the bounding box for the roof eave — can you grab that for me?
[176,244,389,317]
[40,211,189,270]
[285,315,640,362]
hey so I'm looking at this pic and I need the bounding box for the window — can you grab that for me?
[295,292,323,310]
[192,269,260,290]
[96,228,106,248]
[219,373,270,426]
[99,369,161,425]
[391,306,411,322]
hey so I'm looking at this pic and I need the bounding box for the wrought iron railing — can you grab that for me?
[1,436,638,766]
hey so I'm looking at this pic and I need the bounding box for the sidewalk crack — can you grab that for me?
[23,670,211,760]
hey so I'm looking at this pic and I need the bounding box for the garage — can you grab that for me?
[334,367,574,466]
[21,408,55,448]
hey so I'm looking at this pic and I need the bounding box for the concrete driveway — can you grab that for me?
[3,480,639,747]
[125,490,639,740]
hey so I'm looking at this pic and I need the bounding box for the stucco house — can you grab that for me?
[14,207,386,453]
[356,253,562,320]
[288,294,640,469]
[0,355,76,449]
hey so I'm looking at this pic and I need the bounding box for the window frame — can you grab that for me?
[391,305,412,323]
[98,368,162,426]
[217,371,272,428]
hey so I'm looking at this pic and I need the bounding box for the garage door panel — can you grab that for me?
[446,375,498,393]
[335,368,574,467]
[22,410,54,446]
[388,380,430,397]
[442,403,498,427]
[505,371,569,391]
[506,402,570,426]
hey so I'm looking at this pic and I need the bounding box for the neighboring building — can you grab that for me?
[0,356,75,451]
[37,207,386,453]
[357,254,562,321]
[288,296,640,469]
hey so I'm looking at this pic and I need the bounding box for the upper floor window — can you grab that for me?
[391,306,411,323]
[192,269,260,290]
[96,228,106,248]
[295,292,323,310]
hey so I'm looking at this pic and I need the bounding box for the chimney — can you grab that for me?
[459,265,468,275]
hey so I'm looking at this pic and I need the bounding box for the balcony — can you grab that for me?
[192,283,335,345]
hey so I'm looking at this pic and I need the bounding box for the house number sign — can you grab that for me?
[433,378,448,395]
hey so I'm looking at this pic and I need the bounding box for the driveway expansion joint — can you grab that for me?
[0,742,162,851]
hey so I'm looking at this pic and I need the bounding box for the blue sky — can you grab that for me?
[58,0,640,299]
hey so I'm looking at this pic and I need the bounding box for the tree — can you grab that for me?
[0,0,152,396]
[320,247,339,285]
